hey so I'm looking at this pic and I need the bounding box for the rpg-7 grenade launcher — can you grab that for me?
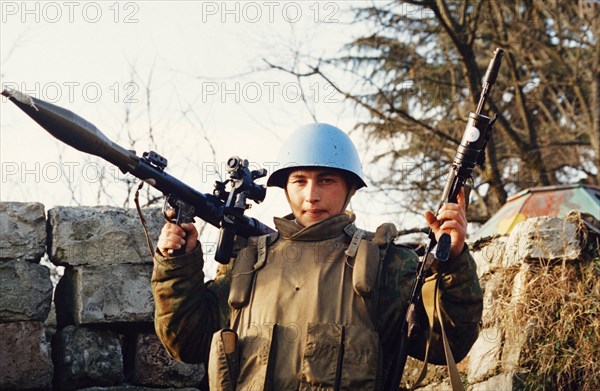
[2,88,274,263]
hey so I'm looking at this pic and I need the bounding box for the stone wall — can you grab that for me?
[414,213,599,391]
[1,202,597,390]
[0,202,205,390]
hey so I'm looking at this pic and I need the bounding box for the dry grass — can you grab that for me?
[520,259,600,390]
[486,215,600,390]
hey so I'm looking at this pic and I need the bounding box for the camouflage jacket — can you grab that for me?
[152,212,483,390]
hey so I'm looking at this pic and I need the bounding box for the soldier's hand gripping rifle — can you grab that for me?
[387,48,504,390]
[1,89,274,263]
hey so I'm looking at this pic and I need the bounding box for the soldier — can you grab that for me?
[152,123,482,390]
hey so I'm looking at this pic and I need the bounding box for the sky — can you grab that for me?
[1,1,423,271]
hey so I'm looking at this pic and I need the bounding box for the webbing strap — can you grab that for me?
[436,277,465,391]
[408,327,431,390]
[408,283,434,390]
[409,274,464,391]
[254,234,268,270]
[345,228,366,257]
[134,181,156,259]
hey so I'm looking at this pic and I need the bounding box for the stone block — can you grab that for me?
[0,202,46,262]
[55,264,154,326]
[481,271,507,324]
[0,321,53,390]
[501,324,531,373]
[48,206,163,266]
[52,325,124,390]
[509,263,530,307]
[45,300,58,341]
[501,263,533,372]
[0,260,53,322]
[472,237,506,278]
[401,355,448,389]
[469,371,525,391]
[504,217,581,267]
[467,327,502,383]
[131,333,205,388]
[416,378,452,390]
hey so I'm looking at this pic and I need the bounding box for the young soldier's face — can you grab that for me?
[286,169,349,227]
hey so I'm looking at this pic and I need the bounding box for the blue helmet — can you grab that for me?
[267,123,367,189]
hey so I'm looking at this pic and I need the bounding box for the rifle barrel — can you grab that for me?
[476,48,504,113]
[387,48,504,390]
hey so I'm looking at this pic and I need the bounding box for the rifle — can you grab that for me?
[1,89,274,263]
[387,48,504,390]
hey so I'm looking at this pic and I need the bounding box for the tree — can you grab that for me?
[270,0,599,223]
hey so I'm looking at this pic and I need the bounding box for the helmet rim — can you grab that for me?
[267,166,366,189]
[266,123,367,189]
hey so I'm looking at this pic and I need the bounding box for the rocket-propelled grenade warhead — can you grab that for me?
[2,87,275,255]
[2,88,139,173]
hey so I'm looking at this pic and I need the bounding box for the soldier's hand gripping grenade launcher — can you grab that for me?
[387,48,504,390]
[1,89,274,263]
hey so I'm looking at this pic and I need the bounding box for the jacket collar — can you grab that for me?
[274,211,355,241]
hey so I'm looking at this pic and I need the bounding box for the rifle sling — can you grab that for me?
[134,180,157,259]
[410,273,464,391]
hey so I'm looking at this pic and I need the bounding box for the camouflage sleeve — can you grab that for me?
[378,245,482,367]
[377,245,419,364]
[413,248,483,364]
[151,242,231,364]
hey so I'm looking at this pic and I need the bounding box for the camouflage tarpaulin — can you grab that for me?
[470,184,600,242]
